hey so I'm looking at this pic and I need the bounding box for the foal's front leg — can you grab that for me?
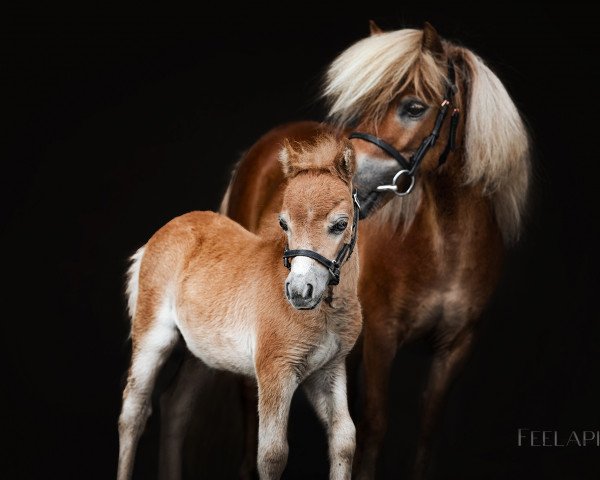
[256,369,298,480]
[303,361,356,480]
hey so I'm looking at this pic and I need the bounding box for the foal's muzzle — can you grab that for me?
[285,278,319,310]
[284,262,325,310]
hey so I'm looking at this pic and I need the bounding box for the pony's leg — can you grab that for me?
[117,318,179,480]
[158,352,210,480]
[353,314,399,480]
[238,376,259,480]
[303,361,356,480]
[256,372,298,480]
[411,327,474,480]
[345,337,363,419]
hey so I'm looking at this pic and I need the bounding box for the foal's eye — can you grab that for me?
[329,219,348,235]
[279,218,288,232]
[402,101,428,119]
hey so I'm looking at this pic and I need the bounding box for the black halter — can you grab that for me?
[349,61,460,196]
[283,191,360,286]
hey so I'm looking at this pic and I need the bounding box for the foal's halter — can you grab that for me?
[283,191,360,286]
[349,61,460,196]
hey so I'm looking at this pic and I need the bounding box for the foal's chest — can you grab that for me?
[300,329,342,379]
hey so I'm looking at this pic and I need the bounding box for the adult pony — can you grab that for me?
[118,134,363,480]
[160,22,531,479]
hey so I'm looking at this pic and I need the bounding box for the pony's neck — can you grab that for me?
[373,156,494,240]
[423,161,468,211]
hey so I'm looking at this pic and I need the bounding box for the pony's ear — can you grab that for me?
[334,141,356,183]
[421,22,445,59]
[369,19,383,35]
[278,139,297,178]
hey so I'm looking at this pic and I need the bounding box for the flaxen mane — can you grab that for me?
[324,28,531,243]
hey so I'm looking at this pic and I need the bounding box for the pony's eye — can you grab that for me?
[279,218,288,232]
[330,219,348,235]
[403,101,428,118]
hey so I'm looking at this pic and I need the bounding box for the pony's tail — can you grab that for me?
[125,246,146,326]
[218,156,243,216]
[459,48,532,244]
[218,183,232,215]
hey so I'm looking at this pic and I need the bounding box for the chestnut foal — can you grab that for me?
[117,135,362,480]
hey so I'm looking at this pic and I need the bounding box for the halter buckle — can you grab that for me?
[328,260,341,286]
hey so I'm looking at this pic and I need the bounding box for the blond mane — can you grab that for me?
[323,28,531,244]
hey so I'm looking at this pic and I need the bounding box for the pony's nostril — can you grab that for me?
[285,282,291,300]
[303,283,313,299]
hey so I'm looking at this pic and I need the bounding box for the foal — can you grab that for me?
[117,134,362,480]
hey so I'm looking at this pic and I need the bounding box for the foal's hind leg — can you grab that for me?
[303,361,356,480]
[411,326,474,480]
[117,315,179,480]
[158,352,211,480]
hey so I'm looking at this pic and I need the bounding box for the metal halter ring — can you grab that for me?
[376,169,416,196]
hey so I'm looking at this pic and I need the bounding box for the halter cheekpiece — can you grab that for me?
[283,191,360,286]
[349,61,460,196]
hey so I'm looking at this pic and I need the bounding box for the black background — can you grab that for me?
[3,4,599,479]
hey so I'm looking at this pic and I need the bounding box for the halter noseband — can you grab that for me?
[349,61,460,196]
[283,191,360,286]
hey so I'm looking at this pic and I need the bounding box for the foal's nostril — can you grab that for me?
[285,282,291,300]
[302,283,313,299]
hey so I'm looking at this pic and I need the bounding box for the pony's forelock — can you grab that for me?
[324,29,447,128]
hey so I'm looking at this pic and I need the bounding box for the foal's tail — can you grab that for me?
[125,246,146,323]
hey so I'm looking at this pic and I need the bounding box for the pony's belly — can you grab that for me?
[405,286,474,339]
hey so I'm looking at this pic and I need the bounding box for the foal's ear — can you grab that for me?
[369,19,383,35]
[334,141,356,183]
[421,22,445,59]
[278,138,297,178]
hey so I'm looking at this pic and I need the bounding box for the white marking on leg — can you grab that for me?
[304,362,355,480]
[118,296,179,480]
[257,377,298,480]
